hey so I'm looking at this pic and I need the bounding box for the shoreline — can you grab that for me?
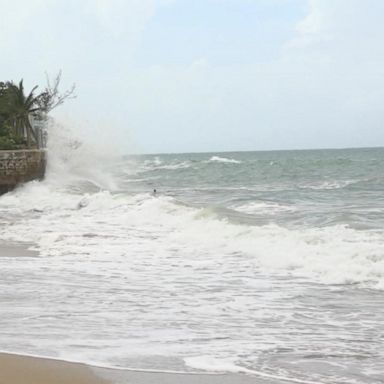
[0,241,38,257]
[0,353,107,384]
[0,352,278,384]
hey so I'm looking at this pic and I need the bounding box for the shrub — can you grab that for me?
[0,123,27,150]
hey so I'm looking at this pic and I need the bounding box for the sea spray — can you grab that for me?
[45,120,120,191]
[0,148,384,383]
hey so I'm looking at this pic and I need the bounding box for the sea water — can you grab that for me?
[0,138,383,383]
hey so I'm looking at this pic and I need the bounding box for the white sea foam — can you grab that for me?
[184,356,323,384]
[1,139,383,382]
[45,122,120,191]
[154,161,192,170]
[298,180,356,190]
[142,156,163,169]
[208,156,241,164]
[232,201,297,215]
[1,185,384,287]
[140,159,192,172]
[184,356,249,373]
[150,157,162,166]
[0,185,383,381]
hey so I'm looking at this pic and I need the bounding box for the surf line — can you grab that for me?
[238,366,325,384]
[0,350,326,383]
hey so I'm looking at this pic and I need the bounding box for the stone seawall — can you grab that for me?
[0,150,46,194]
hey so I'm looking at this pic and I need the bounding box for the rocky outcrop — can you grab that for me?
[0,150,46,194]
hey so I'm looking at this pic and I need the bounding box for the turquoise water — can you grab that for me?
[124,147,384,229]
[0,147,383,383]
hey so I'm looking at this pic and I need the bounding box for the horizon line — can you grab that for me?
[130,145,384,157]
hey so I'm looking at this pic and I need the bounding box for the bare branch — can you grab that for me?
[36,71,76,113]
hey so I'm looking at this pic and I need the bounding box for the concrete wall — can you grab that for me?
[0,150,46,194]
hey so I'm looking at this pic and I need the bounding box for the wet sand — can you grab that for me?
[0,243,109,384]
[0,243,273,383]
[0,353,275,384]
[0,242,38,257]
[0,353,107,384]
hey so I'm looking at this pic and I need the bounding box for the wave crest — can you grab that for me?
[208,156,241,164]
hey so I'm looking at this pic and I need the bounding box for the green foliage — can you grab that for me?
[0,73,75,150]
[0,123,10,136]
[0,136,27,150]
[0,121,27,150]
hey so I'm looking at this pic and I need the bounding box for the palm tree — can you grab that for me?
[0,74,75,149]
[5,80,40,148]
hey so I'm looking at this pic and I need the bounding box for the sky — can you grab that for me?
[1,0,384,154]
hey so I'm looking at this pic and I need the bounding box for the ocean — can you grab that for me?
[0,141,383,383]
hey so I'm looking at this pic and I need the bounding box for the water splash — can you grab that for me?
[44,120,120,192]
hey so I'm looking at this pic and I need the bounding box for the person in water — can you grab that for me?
[153,189,157,195]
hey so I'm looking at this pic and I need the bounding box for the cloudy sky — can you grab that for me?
[1,0,384,153]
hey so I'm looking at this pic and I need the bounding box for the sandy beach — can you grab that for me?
[0,244,108,383]
[0,353,276,384]
[2,152,383,384]
[0,242,38,257]
[0,244,107,384]
[0,353,107,384]
[0,243,268,384]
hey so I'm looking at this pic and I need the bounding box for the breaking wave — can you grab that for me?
[1,184,384,289]
[298,180,357,190]
[231,201,297,215]
[207,156,242,164]
[1,132,384,382]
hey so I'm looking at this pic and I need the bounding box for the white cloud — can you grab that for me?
[0,0,47,46]
[125,0,384,152]
[2,0,384,152]
[287,0,384,63]
[91,0,156,38]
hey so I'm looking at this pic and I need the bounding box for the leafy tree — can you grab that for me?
[0,72,75,149]
[3,80,40,147]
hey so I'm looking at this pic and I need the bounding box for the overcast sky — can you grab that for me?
[1,0,384,153]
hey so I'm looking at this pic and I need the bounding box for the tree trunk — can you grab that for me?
[26,125,31,147]
[26,117,38,148]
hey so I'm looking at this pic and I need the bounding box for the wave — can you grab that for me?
[184,356,321,384]
[1,183,383,381]
[153,161,192,171]
[44,122,120,192]
[139,160,192,172]
[1,185,384,289]
[145,157,163,166]
[298,180,357,190]
[2,124,384,382]
[207,156,242,164]
[231,201,297,215]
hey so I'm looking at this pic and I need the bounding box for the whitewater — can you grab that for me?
[0,133,383,383]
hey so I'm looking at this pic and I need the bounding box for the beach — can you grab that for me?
[0,353,275,384]
[0,353,107,384]
[1,0,383,381]
[1,149,384,383]
[0,242,38,258]
[0,233,271,384]
[0,243,272,384]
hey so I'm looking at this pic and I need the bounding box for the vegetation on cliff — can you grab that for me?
[0,72,75,150]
